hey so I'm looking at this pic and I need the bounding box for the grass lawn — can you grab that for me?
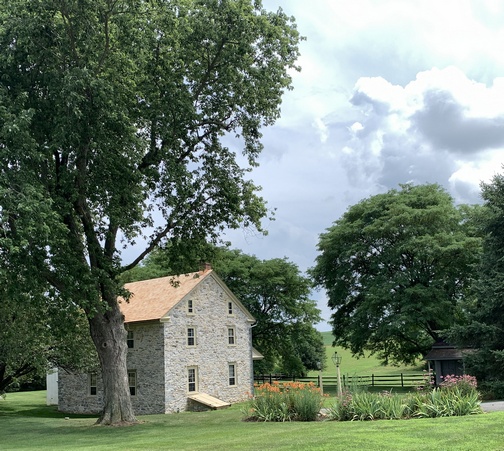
[2,391,504,451]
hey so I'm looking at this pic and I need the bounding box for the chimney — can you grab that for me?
[200,262,212,272]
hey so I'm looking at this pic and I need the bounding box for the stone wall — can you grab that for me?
[58,323,165,415]
[163,274,254,413]
[127,322,165,414]
[57,273,254,415]
[58,370,103,414]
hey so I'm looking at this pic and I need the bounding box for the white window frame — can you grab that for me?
[228,363,237,386]
[187,366,198,393]
[127,330,134,349]
[227,327,236,346]
[128,370,137,397]
[89,373,97,396]
[187,327,196,347]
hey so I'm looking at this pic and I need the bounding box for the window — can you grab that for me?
[187,327,196,346]
[128,371,137,396]
[89,373,97,396]
[187,366,198,392]
[228,364,237,386]
[127,330,134,349]
[228,301,234,315]
[228,327,236,345]
[187,299,194,314]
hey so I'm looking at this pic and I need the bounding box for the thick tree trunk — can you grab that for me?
[88,298,137,425]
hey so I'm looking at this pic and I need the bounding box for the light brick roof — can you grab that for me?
[119,270,211,323]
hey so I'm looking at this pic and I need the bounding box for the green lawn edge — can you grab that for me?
[2,391,504,451]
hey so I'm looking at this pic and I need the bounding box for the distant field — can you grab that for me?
[314,331,424,378]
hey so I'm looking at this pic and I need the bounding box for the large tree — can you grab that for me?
[124,246,325,375]
[311,184,482,365]
[450,173,504,397]
[0,0,301,424]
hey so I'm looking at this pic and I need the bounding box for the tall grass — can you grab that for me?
[244,381,325,422]
[327,375,483,421]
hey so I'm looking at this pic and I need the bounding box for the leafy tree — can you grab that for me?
[450,173,504,397]
[128,246,325,375]
[0,0,301,424]
[0,274,97,394]
[311,184,482,365]
[213,249,325,375]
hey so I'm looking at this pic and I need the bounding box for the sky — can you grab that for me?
[220,0,504,330]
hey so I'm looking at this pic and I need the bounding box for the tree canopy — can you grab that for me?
[0,285,97,394]
[0,0,301,424]
[311,184,482,365]
[124,246,325,376]
[450,173,504,397]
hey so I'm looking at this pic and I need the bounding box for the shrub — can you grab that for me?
[243,381,325,422]
[327,375,482,421]
[478,380,504,400]
[440,374,477,396]
[327,390,353,421]
[411,386,481,418]
[328,390,413,421]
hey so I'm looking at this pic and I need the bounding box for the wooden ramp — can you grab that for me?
[187,393,231,409]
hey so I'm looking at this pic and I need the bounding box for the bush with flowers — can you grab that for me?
[439,374,478,396]
[243,381,326,422]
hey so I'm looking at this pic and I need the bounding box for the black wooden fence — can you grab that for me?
[254,373,426,388]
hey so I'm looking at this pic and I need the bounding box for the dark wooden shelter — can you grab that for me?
[425,340,465,386]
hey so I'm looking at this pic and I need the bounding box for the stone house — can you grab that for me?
[56,268,260,415]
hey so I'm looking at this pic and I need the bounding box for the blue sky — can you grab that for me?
[221,0,504,330]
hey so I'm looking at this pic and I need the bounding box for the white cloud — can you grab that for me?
[313,117,329,143]
[225,1,504,328]
[330,67,504,196]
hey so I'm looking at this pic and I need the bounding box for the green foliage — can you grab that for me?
[243,381,324,422]
[449,172,504,398]
[312,184,482,365]
[412,387,481,418]
[0,0,301,421]
[213,248,325,375]
[0,275,97,394]
[328,377,482,421]
[439,374,478,396]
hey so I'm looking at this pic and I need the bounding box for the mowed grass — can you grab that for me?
[314,331,424,378]
[2,391,504,450]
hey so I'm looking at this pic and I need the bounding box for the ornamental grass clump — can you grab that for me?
[243,381,325,422]
[328,390,413,421]
[328,375,482,421]
[412,374,482,418]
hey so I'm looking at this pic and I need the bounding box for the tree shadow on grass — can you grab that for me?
[0,401,97,420]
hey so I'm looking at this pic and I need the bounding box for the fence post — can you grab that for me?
[401,373,404,387]
[372,374,375,387]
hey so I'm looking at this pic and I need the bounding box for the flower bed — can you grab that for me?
[243,381,326,422]
[327,374,482,421]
